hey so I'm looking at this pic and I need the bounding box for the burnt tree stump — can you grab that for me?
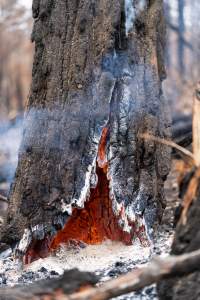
[0,0,171,260]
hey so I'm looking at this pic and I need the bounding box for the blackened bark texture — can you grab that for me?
[0,0,170,253]
[158,168,200,300]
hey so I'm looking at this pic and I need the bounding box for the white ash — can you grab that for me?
[17,228,32,254]
[60,200,73,215]
[28,240,151,275]
[109,176,133,234]
[72,157,97,209]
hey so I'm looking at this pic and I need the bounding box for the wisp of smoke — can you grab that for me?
[0,117,23,186]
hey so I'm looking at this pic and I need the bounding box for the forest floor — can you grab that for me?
[0,161,180,300]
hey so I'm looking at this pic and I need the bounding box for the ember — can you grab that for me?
[51,165,134,247]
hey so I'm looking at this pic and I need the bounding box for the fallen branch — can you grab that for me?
[140,133,195,166]
[1,250,200,300]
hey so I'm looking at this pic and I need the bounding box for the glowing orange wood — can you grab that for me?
[51,165,134,248]
[51,127,134,249]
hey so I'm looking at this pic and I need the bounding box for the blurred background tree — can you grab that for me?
[164,0,200,115]
[0,0,33,120]
[0,0,33,195]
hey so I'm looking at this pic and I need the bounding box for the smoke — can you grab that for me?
[0,117,23,188]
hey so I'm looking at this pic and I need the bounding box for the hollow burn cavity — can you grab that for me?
[51,127,136,248]
[24,127,149,264]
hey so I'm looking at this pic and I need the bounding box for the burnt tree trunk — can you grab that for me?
[0,0,170,258]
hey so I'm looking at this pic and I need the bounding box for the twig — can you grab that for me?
[66,249,200,300]
[139,133,196,166]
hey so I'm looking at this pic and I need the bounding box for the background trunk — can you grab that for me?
[0,0,171,256]
[177,0,185,75]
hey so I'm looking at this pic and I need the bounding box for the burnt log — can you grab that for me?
[0,269,98,300]
[0,0,171,259]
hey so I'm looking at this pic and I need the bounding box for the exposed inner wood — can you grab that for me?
[51,127,134,247]
[51,165,135,247]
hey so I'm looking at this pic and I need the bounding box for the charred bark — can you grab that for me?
[0,0,171,258]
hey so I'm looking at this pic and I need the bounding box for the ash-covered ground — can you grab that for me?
[0,166,179,300]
